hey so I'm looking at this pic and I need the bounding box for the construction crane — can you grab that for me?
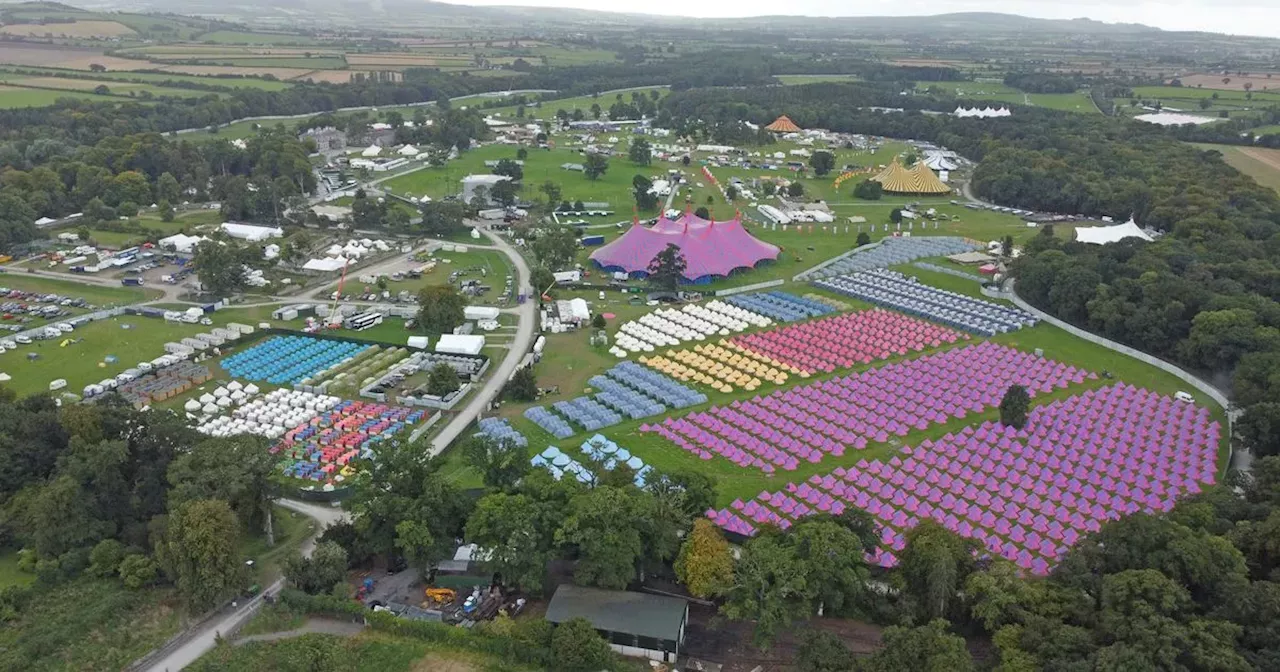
[326,259,350,329]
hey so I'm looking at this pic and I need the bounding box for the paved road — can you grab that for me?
[233,618,366,647]
[137,500,349,672]
[427,226,535,457]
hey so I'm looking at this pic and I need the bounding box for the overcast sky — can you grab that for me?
[442,0,1280,38]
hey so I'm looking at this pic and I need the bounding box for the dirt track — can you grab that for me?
[1239,146,1280,173]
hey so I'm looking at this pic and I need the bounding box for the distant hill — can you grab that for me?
[0,0,1170,35]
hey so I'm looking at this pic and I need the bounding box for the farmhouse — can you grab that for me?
[299,126,346,151]
[545,585,688,663]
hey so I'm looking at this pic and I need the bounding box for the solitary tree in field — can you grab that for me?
[808,150,836,177]
[583,153,609,181]
[999,384,1031,429]
[647,243,687,292]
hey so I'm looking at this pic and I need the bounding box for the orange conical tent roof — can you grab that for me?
[765,115,802,133]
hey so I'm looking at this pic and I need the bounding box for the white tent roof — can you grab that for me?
[303,257,350,272]
[362,144,382,157]
[1075,218,1154,245]
[398,144,420,156]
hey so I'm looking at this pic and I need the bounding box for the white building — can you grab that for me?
[159,233,210,254]
[221,223,283,242]
[461,174,512,203]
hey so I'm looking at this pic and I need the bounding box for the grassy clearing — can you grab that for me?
[1132,85,1280,104]
[0,84,111,108]
[0,578,185,672]
[473,86,668,120]
[196,30,327,46]
[0,273,156,304]
[240,505,316,584]
[192,631,529,672]
[0,315,207,398]
[0,548,35,588]
[1193,143,1280,194]
[1250,124,1280,136]
[237,603,307,637]
[0,74,217,99]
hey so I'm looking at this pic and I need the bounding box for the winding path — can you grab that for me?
[134,500,349,672]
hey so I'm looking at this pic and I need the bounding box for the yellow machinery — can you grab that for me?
[425,587,456,605]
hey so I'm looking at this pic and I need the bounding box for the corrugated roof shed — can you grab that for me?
[545,585,687,642]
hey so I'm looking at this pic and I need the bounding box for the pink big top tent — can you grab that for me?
[589,211,781,284]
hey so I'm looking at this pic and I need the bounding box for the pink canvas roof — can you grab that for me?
[589,213,780,280]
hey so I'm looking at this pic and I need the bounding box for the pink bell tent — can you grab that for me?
[589,211,780,284]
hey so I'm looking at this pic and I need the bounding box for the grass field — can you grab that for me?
[190,631,538,672]
[178,57,348,70]
[0,83,111,108]
[501,269,1227,506]
[0,19,136,38]
[0,67,295,91]
[0,273,156,305]
[0,548,34,588]
[474,86,668,120]
[0,73,217,99]
[1248,124,1280,136]
[1194,143,1280,194]
[920,80,1098,114]
[776,74,861,85]
[0,315,206,398]
[0,578,185,672]
[196,30,327,45]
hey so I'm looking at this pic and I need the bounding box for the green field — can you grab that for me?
[175,57,347,69]
[0,273,156,305]
[196,30,327,45]
[776,74,861,85]
[190,631,537,672]
[1193,143,1280,194]
[24,68,294,91]
[0,315,207,398]
[474,86,668,120]
[0,85,113,108]
[0,578,186,672]
[919,80,1098,114]
[0,549,35,588]
[1251,125,1280,136]
[1132,86,1280,103]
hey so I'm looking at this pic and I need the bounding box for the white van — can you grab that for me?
[15,335,31,345]
[55,322,74,334]
[1174,391,1194,404]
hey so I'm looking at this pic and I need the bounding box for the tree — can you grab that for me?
[156,499,243,610]
[632,174,658,211]
[591,313,606,330]
[493,158,523,181]
[646,243,687,292]
[416,285,466,335]
[1001,235,1015,257]
[93,84,111,95]
[726,185,739,201]
[890,208,904,224]
[516,147,528,161]
[999,384,1031,429]
[786,181,805,198]
[194,240,255,297]
[462,435,530,491]
[694,206,710,219]
[675,519,734,598]
[556,487,646,589]
[1239,402,1280,458]
[465,493,554,593]
[853,179,883,200]
[722,532,810,649]
[156,172,181,204]
[418,200,468,238]
[628,137,652,165]
[896,520,978,621]
[796,630,855,672]
[284,541,348,594]
[426,363,460,397]
[505,366,539,402]
[530,225,578,271]
[583,153,609,181]
[791,518,871,616]
[539,181,562,207]
[589,103,601,120]
[159,200,175,222]
[809,150,836,177]
[552,617,614,672]
[167,435,277,537]
[856,232,871,246]
[490,179,520,207]
[861,619,975,672]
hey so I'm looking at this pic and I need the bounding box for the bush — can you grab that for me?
[591,313,606,329]
[89,539,127,578]
[853,179,883,200]
[118,554,158,589]
[552,617,614,672]
[856,232,871,246]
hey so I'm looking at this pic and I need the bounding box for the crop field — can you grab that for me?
[150,64,317,80]
[0,74,217,99]
[197,30,329,45]
[0,19,136,38]
[1177,73,1280,92]
[0,43,143,71]
[0,67,294,91]
[1194,143,1280,194]
[173,57,348,70]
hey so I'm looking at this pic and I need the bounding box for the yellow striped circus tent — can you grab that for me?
[870,159,951,195]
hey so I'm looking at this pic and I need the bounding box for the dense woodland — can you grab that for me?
[659,82,1280,461]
